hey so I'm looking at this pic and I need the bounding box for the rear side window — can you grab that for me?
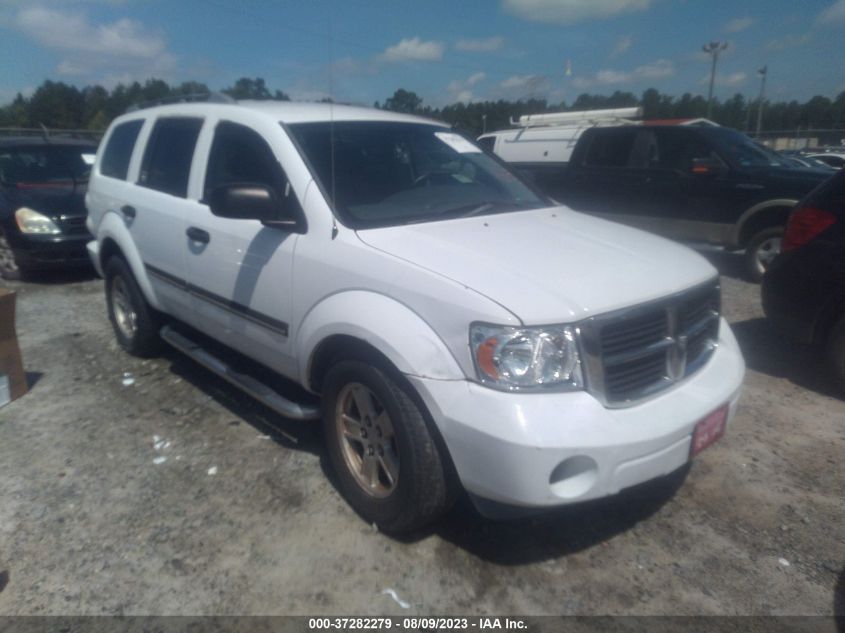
[583,129,638,168]
[100,120,143,180]
[139,117,203,198]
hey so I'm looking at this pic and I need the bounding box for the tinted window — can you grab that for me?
[652,129,722,171]
[0,145,96,185]
[139,117,202,197]
[205,121,286,199]
[477,136,496,152]
[288,121,545,229]
[583,129,638,168]
[101,120,143,179]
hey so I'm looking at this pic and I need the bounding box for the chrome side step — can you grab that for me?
[160,325,320,421]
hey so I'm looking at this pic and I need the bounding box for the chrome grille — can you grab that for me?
[580,280,721,407]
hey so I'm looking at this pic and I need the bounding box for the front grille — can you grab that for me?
[580,280,721,407]
[57,215,89,235]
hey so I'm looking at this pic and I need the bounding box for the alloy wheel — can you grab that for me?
[334,382,400,498]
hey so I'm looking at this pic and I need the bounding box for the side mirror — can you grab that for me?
[690,157,727,176]
[207,183,300,230]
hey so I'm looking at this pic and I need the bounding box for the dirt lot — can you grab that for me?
[0,253,843,618]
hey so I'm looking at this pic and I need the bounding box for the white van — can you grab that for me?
[477,107,641,168]
[86,98,744,532]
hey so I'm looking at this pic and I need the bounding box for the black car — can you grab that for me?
[548,125,832,281]
[762,169,845,392]
[0,137,98,280]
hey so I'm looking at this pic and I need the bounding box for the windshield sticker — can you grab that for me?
[435,132,481,154]
[81,153,96,165]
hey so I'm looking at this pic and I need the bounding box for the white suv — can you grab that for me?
[86,98,745,532]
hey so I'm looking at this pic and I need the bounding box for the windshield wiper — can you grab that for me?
[442,200,529,219]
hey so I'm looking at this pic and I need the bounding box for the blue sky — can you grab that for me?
[1,0,844,108]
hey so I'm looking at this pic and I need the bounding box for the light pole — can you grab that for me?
[702,41,728,120]
[755,66,768,138]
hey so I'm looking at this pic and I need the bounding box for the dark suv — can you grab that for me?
[762,169,845,393]
[552,125,832,281]
[0,137,98,280]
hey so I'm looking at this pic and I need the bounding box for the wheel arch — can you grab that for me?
[96,213,163,311]
[297,290,466,394]
[735,199,797,248]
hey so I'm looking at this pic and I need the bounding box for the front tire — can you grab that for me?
[104,256,162,357]
[745,227,783,283]
[321,360,456,533]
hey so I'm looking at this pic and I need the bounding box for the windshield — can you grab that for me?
[709,130,787,169]
[287,121,546,228]
[0,145,97,186]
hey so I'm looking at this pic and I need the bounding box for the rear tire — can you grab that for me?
[745,227,783,283]
[321,360,457,533]
[826,317,845,396]
[104,256,162,357]
[0,234,24,281]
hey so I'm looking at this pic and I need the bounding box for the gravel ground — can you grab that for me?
[0,253,843,618]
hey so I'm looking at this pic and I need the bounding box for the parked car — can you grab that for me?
[0,137,98,280]
[762,169,845,392]
[802,152,845,170]
[86,99,745,532]
[496,124,831,281]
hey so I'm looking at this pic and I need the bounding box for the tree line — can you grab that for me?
[2,76,844,139]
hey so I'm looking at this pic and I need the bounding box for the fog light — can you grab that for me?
[549,455,598,499]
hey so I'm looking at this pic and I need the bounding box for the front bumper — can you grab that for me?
[409,317,745,508]
[7,231,92,269]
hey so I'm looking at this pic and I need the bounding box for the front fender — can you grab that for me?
[96,212,163,311]
[296,291,466,388]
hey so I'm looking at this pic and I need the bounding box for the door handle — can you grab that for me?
[186,226,210,244]
[121,205,136,219]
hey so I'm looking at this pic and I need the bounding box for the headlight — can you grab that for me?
[15,207,61,235]
[470,323,582,391]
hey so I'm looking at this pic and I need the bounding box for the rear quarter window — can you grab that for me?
[583,129,638,168]
[100,120,144,180]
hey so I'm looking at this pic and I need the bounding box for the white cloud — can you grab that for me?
[573,59,674,88]
[610,35,633,58]
[765,33,811,51]
[17,7,167,59]
[447,72,486,102]
[816,0,845,25]
[700,71,748,87]
[379,37,444,63]
[723,17,754,33]
[13,6,176,83]
[455,36,505,52]
[501,74,538,89]
[502,0,651,24]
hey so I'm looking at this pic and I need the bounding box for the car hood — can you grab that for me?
[1,181,88,219]
[356,206,718,323]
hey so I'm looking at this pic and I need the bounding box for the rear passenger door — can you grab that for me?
[130,116,203,322]
[184,120,302,376]
[566,128,643,219]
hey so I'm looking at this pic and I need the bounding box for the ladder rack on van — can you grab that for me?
[509,107,642,129]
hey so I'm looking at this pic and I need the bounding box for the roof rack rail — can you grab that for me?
[509,107,642,128]
[125,91,235,113]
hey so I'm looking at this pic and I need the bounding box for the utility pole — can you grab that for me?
[702,41,728,120]
[755,65,768,138]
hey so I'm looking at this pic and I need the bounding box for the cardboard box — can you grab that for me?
[0,288,27,405]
